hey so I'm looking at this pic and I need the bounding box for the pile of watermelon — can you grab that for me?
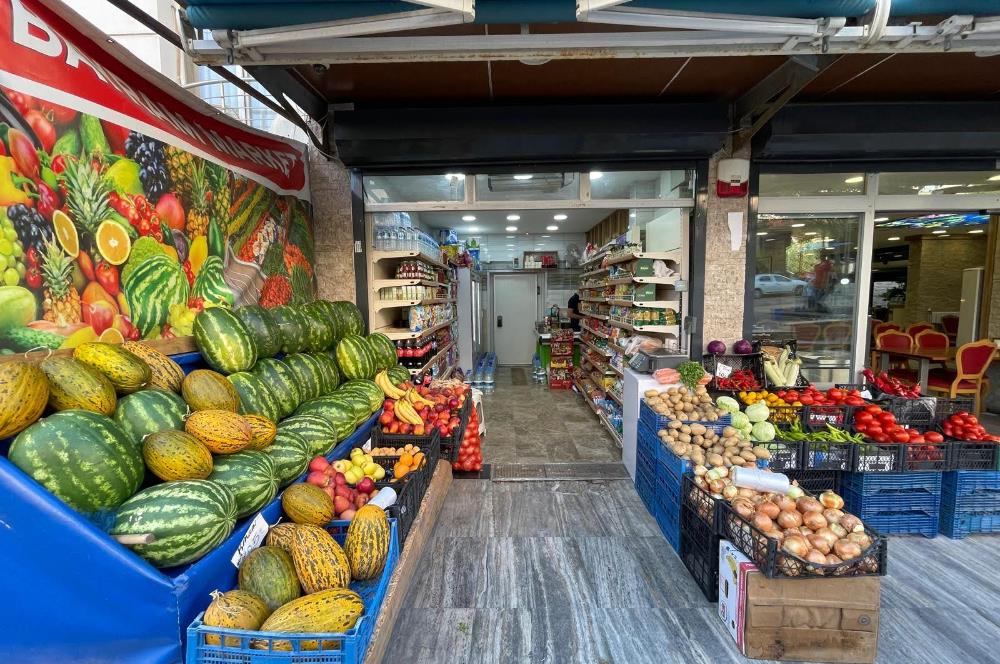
[4,298,417,570]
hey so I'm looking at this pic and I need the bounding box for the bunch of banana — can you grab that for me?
[406,389,435,408]
[375,370,406,399]
[394,398,423,426]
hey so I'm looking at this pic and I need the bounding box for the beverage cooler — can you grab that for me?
[456,268,483,375]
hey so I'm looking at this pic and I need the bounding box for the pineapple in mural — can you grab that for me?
[186,161,211,239]
[165,145,196,204]
[64,157,113,236]
[41,239,82,326]
[207,162,231,226]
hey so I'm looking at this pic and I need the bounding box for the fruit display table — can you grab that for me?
[0,411,378,664]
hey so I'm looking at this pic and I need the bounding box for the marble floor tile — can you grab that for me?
[402,536,489,609]
[477,537,599,611]
[382,608,476,663]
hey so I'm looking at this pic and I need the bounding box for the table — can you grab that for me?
[877,347,955,392]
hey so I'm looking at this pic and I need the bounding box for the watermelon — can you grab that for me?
[309,352,341,394]
[227,372,281,421]
[335,335,376,380]
[9,410,144,513]
[293,396,356,440]
[251,359,302,418]
[235,305,282,359]
[270,305,308,354]
[110,479,237,567]
[208,450,278,519]
[339,379,383,410]
[262,430,311,486]
[114,389,188,447]
[387,365,411,386]
[123,254,190,338]
[193,307,258,374]
[332,390,373,424]
[283,353,325,402]
[193,255,234,306]
[333,301,365,336]
[278,414,338,457]
[301,302,336,352]
[308,300,342,345]
[366,333,397,371]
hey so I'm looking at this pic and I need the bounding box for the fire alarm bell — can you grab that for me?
[717,158,749,198]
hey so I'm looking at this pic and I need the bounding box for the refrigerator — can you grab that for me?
[457,268,483,374]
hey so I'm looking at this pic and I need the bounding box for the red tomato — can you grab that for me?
[878,412,897,425]
[855,423,868,433]
[800,395,814,406]
[786,391,799,401]
[873,433,889,443]
[855,412,874,424]
[865,405,883,414]
[909,434,925,444]
[848,389,862,398]
[966,415,980,426]
[867,424,883,437]
[827,389,844,401]
[892,431,910,443]
[925,431,944,443]
[846,397,864,407]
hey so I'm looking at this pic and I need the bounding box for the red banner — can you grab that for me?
[0,0,308,197]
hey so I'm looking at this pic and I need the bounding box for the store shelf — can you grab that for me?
[608,319,679,335]
[583,312,609,321]
[580,266,609,279]
[606,275,678,286]
[604,249,683,266]
[372,250,449,270]
[580,296,607,303]
[580,323,609,339]
[580,281,609,289]
[606,299,677,309]
[599,412,623,447]
[607,389,622,405]
[374,297,455,311]
[372,278,446,290]
[609,341,628,355]
[579,249,609,269]
[581,337,612,357]
[409,341,455,376]
[376,318,456,340]
[609,362,623,376]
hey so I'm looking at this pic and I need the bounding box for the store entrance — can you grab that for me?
[491,273,538,365]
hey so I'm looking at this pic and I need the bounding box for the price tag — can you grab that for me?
[362,437,372,452]
[860,390,872,400]
[231,513,269,567]
[715,363,733,378]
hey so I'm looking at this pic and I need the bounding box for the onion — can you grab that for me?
[829,523,847,539]
[757,501,780,520]
[826,554,843,565]
[808,534,832,554]
[806,549,828,565]
[752,513,774,532]
[839,514,864,534]
[796,497,823,514]
[706,468,722,482]
[834,539,862,560]
[781,535,810,558]
[709,479,725,494]
[783,528,802,538]
[798,526,814,536]
[803,511,828,532]
[822,508,844,525]
[722,485,739,500]
[848,531,873,550]
[694,476,708,490]
[786,485,804,500]
[732,498,754,519]
[765,529,784,543]
[777,510,803,529]
[715,466,729,478]
[814,527,839,548]
[738,488,756,499]
[693,465,708,477]
[820,491,845,510]
[776,496,797,513]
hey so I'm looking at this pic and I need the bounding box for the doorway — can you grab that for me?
[491,272,538,365]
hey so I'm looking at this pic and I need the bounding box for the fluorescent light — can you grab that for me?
[765,238,775,242]
[969,229,985,234]
[590,171,604,179]
[506,236,515,239]
[506,214,520,221]
[887,236,901,241]
[546,225,559,231]
[461,215,476,222]
[445,173,465,180]
[506,244,515,247]
[542,235,551,238]
[804,232,817,236]
[840,278,850,285]
[756,232,768,236]
[874,217,889,222]
[629,212,636,218]
[932,230,947,234]
[467,226,478,232]
[513,174,533,180]
[989,175,1000,182]
[844,176,864,184]
[791,223,805,228]
[505,226,518,232]
[553,214,567,221]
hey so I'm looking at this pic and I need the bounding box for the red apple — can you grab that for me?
[323,485,336,500]
[155,193,186,231]
[333,495,351,514]
[309,456,329,472]
[357,477,375,494]
[354,493,369,509]
[333,472,347,486]
[379,411,394,425]
[334,484,353,500]
[400,422,412,435]
[340,508,356,521]
[307,471,330,487]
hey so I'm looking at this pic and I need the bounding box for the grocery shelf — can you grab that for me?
[609,362,624,376]
[609,341,628,355]
[376,318,456,340]
[606,299,677,309]
[583,312,609,320]
[604,249,683,266]
[580,323,609,339]
[374,297,455,311]
[580,296,607,303]
[581,338,612,357]
[606,275,679,286]
[599,412,624,447]
[409,341,455,376]
[608,319,679,335]
[372,278,446,289]
[580,266,609,279]
[579,249,609,268]
[372,250,449,270]
[607,389,622,405]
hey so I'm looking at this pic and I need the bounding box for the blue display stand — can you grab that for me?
[0,346,380,664]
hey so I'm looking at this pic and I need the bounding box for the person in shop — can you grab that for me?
[807,252,836,313]
[568,292,581,331]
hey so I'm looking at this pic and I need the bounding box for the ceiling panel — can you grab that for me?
[318,62,492,103]
[811,52,1000,100]
[489,58,686,100]
[645,56,788,100]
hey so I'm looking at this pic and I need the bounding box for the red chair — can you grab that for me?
[873,322,901,337]
[926,339,997,415]
[876,330,914,375]
[907,322,935,337]
[915,329,949,351]
[794,323,821,352]
[824,322,852,349]
[941,315,960,342]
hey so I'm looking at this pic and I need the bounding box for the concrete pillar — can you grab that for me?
[307,145,357,303]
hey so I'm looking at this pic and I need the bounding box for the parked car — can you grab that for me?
[754,273,807,298]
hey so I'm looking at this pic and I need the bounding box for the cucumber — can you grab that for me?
[2,327,64,352]
[51,129,80,157]
[79,114,112,156]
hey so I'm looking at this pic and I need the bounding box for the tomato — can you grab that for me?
[965,415,980,426]
[909,434,925,444]
[786,391,799,401]
[878,412,896,424]
[925,431,944,443]
[865,405,883,414]
[866,424,883,437]
[827,389,844,401]
[846,396,864,407]
[855,411,874,424]
[848,389,861,398]
[873,433,889,443]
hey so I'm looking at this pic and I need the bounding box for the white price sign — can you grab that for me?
[231,513,269,567]
[715,363,733,379]
[860,390,872,400]
[362,437,372,452]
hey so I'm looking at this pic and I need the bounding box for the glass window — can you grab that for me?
[589,169,694,200]
[474,173,579,201]
[878,171,1000,196]
[751,213,860,377]
[759,173,866,197]
[364,174,466,203]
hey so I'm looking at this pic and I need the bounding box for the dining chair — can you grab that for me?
[941,315,960,342]
[914,329,949,351]
[873,322,901,337]
[926,339,998,415]
[906,322,935,337]
[794,323,821,352]
[876,330,914,375]
[823,322,852,349]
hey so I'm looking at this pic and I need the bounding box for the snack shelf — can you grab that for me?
[607,299,677,308]
[371,249,449,270]
[606,276,678,286]
[604,249,683,266]
[372,278,445,289]
[580,323,609,339]
[608,320,679,335]
[581,266,610,278]
[581,338,612,357]
[374,297,455,311]
[376,318,456,340]
[583,312,609,320]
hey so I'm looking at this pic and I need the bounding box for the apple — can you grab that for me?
[323,485,337,500]
[340,508,356,521]
[354,493,369,509]
[333,495,351,514]
[357,477,375,494]
[334,484,353,500]
[333,472,347,486]
[332,459,352,474]
[373,465,387,481]
[307,471,330,487]
[309,456,329,473]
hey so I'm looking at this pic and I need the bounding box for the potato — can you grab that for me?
[738,440,751,449]
[669,394,682,404]
[689,423,706,435]
[752,446,772,460]
[677,433,691,444]
[710,444,724,455]
[707,453,724,467]
[723,457,733,467]
[722,426,738,438]
[683,403,694,413]
[729,455,746,466]
[692,434,704,446]
[706,413,718,421]
[667,420,682,430]
[645,389,660,398]
[680,424,691,435]
[740,449,757,462]
[724,446,738,457]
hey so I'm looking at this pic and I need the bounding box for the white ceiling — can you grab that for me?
[417,208,611,234]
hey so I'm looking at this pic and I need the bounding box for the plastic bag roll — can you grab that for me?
[369,486,397,510]
[731,467,790,494]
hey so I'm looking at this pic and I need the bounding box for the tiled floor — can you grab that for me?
[479,367,620,464]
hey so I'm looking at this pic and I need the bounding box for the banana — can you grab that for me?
[406,389,434,408]
[394,399,423,426]
[375,371,406,399]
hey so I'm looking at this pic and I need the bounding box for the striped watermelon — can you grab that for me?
[308,300,342,345]
[387,365,411,386]
[332,390,372,424]
[339,379,383,411]
[193,308,258,374]
[110,479,237,568]
[9,410,143,513]
[263,430,311,486]
[114,389,188,447]
[333,301,365,336]
[335,335,376,380]
[235,305,282,359]
[278,414,338,457]
[293,396,356,441]
[208,450,278,519]
[301,302,336,352]
[251,359,302,418]
[123,254,190,337]
[192,255,234,306]
[270,305,308,354]
[227,372,280,422]
[366,333,397,371]
[309,352,342,394]
[283,353,325,402]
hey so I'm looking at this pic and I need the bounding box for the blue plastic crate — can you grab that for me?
[941,471,1000,512]
[655,499,681,552]
[657,446,692,485]
[841,471,943,496]
[854,509,939,537]
[186,520,399,664]
[654,471,681,512]
[843,486,941,514]
[940,506,1000,538]
[639,402,732,436]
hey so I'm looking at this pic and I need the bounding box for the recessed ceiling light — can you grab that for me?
[629,212,636,218]
[791,223,805,228]
[553,214,567,221]
[445,173,465,180]
[505,226,518,232]
[506,214,520,221]
[546,225,559,231]
[513,174,533,181]
[989,175,1000,182]
[756,232,768,236]
[969,229,985,234]
[506,244,515,247]
[542,235,551,238]
[466,226,478,232]
[932,230,947,234]
[888,236,901,241]
[590,171,603,179]
[765,238,775,242]
[844,176,864,184]
[506,235,515,238]
[840,278,850,285]
[461,215,476,222]
[875,217,889,222]
[804,232,817,236]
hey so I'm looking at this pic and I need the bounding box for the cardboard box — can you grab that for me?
[718,540,880,664]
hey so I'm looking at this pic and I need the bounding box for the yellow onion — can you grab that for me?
[765,529,784,543]
[814,527,839,548]
[777,510,803,529]
[796,497,823,514]
[798,525,814,536]
[731,498,754,519]
[776,496,797,512]
[782,528,801,538]
[834,539,862,560]
[786,485,804,500]
[829,522,848,539]
[722,485,739,500]
[694,476,708,490]
[848,531,872,550]
[822,508,844,525]
[808,534,832,554]
[781,535,810,558]
[806,549,828,565]
[820,491,845,510]
[693,465,708,477]
[802,511,828,532]
[757,501,780,520]
[839,514,864,534]
[752,513,774,532]
[737,488,756,499]
[826,554,843,565]
[709,479,725,494]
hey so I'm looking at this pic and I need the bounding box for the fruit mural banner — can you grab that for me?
[0,0,315,354]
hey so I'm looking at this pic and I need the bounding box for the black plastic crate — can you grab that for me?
[951,441,999,471]
[752,338,797,358]
[680,503,720,602]
[702,352,764,391]
[757,439,802,472]
[766,405,802,428]
[682,474,720,530]
[800,404,855,431]
[378,472,421,546]
[881,396,936,428]
[932,397,977,425]
[853,441,903,472]
[853,440,950,472]
[371,428,441,501]
[716,500,887,579]
[439,399,473,463]
[783,469,841,494]
[801,440,855,472]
